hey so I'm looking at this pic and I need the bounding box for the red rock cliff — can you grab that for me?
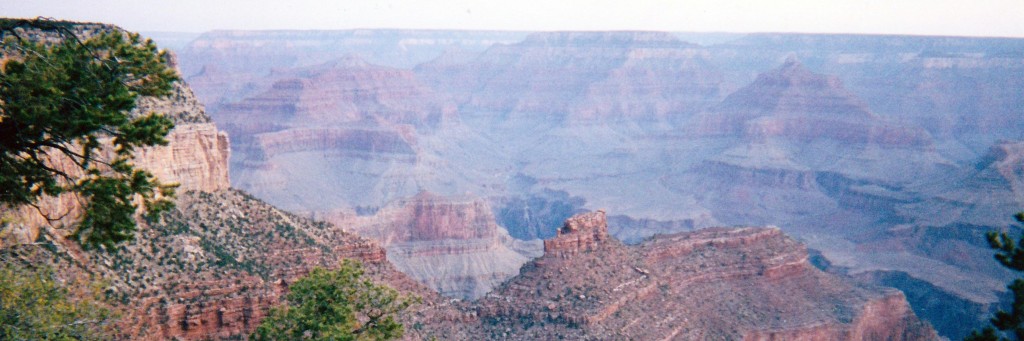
[474,213,937,340]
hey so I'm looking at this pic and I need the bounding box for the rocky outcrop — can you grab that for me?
[472,213,936,339]
[327,192,543,299]
[543,210,609,257]
[211,56,466,213]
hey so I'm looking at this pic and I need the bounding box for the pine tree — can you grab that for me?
[967,212,1024,340]
[252,260,417,340]
[0,18,179,250]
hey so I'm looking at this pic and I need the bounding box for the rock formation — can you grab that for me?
[211,56,460,213]
[178,29,527,105]
[543,210,609,257]
[473,212,937,339]
[323,192,542,299]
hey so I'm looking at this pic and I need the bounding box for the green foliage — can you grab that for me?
[0,19,179,250]
[0,264,114,340]
[252,260,418,341]
[967,213,1024,341]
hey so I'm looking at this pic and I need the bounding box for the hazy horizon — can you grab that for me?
[5,0,1024,38]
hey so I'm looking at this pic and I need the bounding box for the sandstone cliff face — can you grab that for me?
[473,212,936,340]
[133,123,230,193]
[1,119,230,247]
[0,23,230,248]
[324,192,543,299]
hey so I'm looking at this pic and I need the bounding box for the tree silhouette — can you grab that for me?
[967,212,1024,340]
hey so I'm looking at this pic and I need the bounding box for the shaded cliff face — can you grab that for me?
[1,110,231,246]
[473,212,937,339]
[319,192,543,299]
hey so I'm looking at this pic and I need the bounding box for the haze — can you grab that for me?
[5,0,1024,38]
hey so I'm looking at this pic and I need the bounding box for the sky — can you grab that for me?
[4,0,1024,38]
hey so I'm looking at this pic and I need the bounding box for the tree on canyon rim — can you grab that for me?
[967,212,1024,341]
[0,18,179,250]
[252,260,417,341]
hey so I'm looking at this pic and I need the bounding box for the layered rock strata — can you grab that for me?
[0,23,230,248]
[543,210,609,257]
[474,212,937,340]
[327,192,543,299]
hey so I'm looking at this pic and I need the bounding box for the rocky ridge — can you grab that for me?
[474,212,937,340]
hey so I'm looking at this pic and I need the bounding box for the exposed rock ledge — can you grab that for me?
[473,211,937,340]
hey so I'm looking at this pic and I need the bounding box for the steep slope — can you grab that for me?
[2,189,476,340]
[473,211,937,339]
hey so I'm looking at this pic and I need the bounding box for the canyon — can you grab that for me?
[170,29,1024,339]
[2,21,1021,340]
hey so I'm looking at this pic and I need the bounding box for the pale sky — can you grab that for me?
[4,0,1024,38]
